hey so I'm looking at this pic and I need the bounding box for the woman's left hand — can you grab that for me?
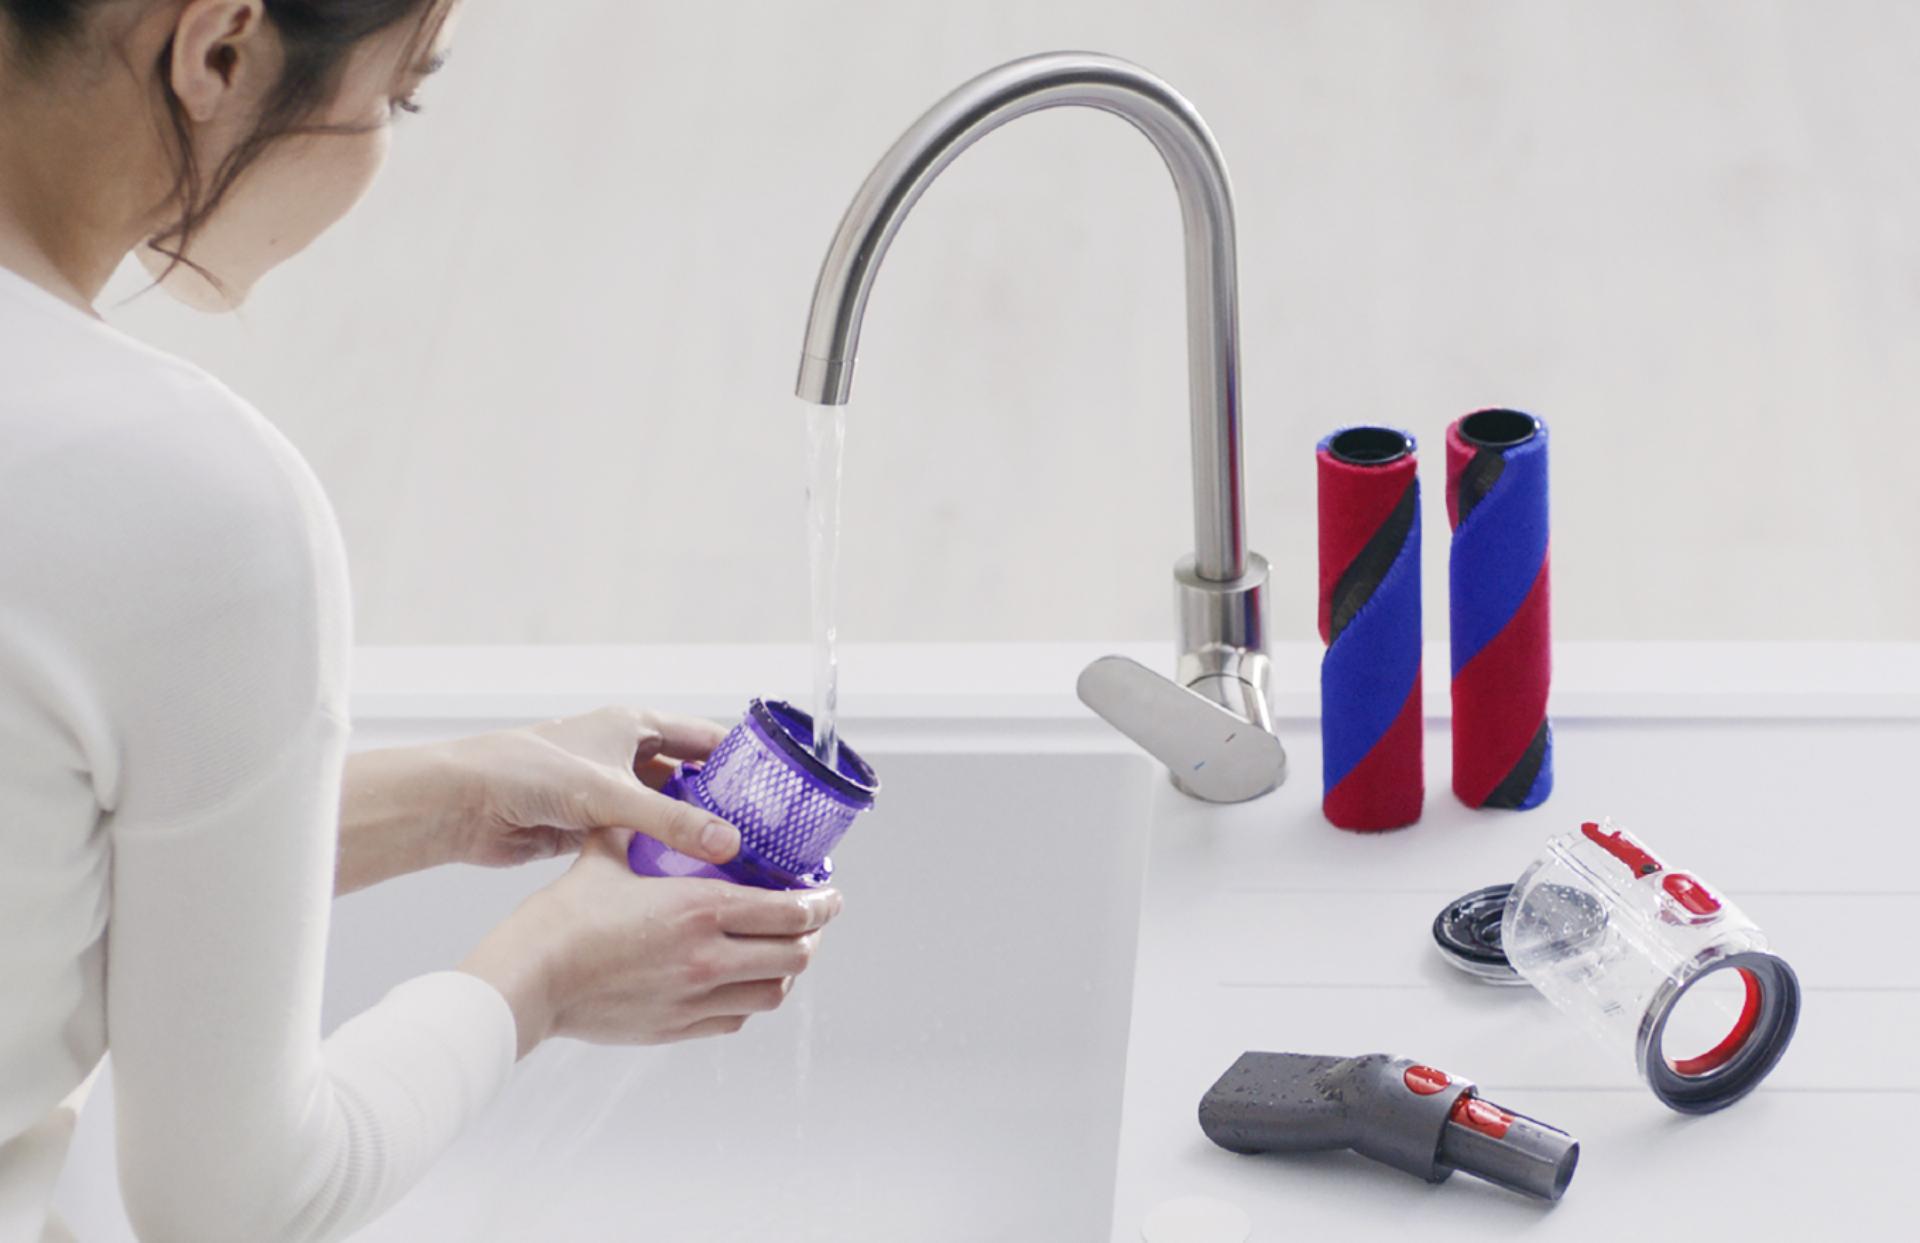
[447,707,732,867]
[337,707,735,894]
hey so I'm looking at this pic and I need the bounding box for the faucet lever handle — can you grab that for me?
[1076,655,1285,803]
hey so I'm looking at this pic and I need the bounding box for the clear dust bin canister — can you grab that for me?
[1438,819,1801,1114]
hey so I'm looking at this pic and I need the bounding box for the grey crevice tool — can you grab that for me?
[1199,1052,1579,1202]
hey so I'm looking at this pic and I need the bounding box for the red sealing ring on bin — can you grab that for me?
[1646,953,1800,1114]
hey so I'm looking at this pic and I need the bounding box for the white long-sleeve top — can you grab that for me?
[0,265,517,1242]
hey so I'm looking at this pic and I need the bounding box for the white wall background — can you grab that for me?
[103,0,1920,646]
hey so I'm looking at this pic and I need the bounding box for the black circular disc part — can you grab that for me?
[1432,884,1521,980]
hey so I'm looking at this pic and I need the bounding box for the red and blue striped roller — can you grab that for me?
[1446,408,1552,811]
[1317,427,1423,831]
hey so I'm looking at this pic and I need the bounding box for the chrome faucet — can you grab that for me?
[794,51,1285,802]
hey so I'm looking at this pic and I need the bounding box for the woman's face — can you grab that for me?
[140,0,458,310]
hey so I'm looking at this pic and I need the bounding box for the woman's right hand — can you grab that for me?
[459,829,842,1058]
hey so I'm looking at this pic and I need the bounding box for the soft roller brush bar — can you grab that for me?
[1317,427,1423,830]
[1200,1052,1578,1202]
[1447,408,1552,810]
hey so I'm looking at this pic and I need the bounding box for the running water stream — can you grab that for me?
[805,405,847,768]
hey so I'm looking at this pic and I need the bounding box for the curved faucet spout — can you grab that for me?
[793,51,1247,582]
[795,52,1284,800]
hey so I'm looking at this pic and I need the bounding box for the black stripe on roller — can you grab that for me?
[1482,720,1551,809]
[1328,479,1416,643]
[1455,448,1505,526]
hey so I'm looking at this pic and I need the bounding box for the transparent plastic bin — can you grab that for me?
[1500,819,1800,1113]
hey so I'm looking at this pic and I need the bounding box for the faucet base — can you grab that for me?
[1172,550,1285,800]
[1176,552,1277,714]
[1078,654,1287,804]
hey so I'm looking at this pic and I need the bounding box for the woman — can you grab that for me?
[0,3,842,1240]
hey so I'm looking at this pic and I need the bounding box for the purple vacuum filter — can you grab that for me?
[627,698,879,890]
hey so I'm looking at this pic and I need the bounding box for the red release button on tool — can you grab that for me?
[1403,1065,1452,1095]
[1662,872,1722,916]
[1449,1094,1514,1139]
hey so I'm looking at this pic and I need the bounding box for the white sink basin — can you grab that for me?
[54,711,1157,1243]
[331,735,1156,1243]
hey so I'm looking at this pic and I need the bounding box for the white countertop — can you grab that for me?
[349,640,1919,1239]
[352,640,1920,721]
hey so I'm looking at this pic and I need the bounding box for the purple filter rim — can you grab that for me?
[749,698,879,808]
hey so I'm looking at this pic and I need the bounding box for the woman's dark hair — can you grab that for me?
[1,0,448,281]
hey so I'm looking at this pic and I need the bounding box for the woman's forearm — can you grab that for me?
[336,744,465,895]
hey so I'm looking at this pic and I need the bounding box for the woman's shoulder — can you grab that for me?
[0,287,353,756]
[2,305,326,533]
[7,332,339,590]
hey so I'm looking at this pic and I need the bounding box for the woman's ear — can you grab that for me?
[167,0,272,124]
